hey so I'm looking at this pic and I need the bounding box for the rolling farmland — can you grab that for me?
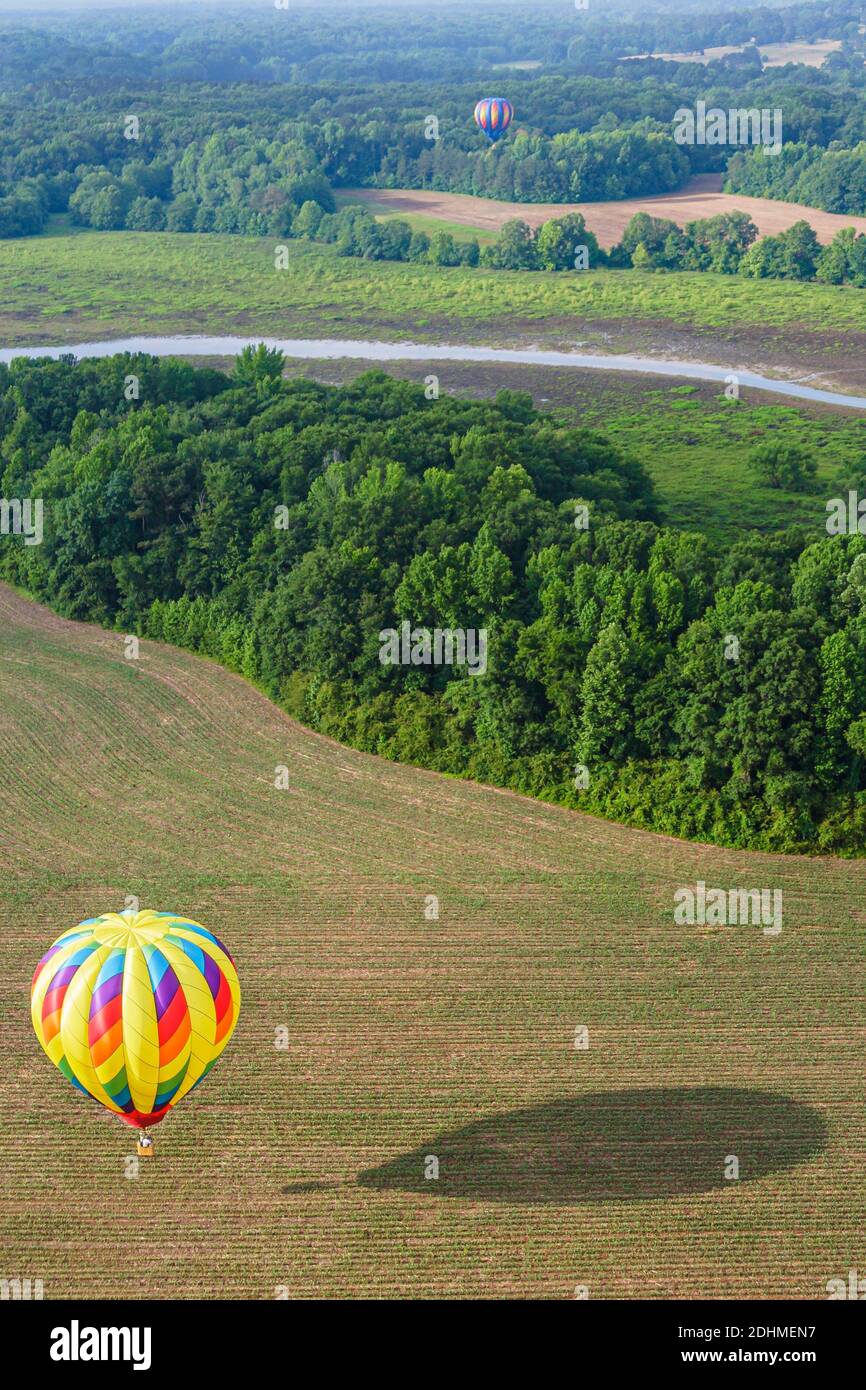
[1,581,864,1299]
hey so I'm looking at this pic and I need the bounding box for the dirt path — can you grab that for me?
[345,174,866,248]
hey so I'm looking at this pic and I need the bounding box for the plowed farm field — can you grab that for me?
[1,582,863,1299]
[348,174,866,248]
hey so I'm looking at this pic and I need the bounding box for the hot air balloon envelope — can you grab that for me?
[31,911,240,1131]
[474,97,514,143]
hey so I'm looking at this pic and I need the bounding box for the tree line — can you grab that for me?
[726,142,866,218]
[288,199,866,288]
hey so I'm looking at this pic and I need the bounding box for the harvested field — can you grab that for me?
[623,40,842,67]
[1,583,864,1299]
[345,174,866,247]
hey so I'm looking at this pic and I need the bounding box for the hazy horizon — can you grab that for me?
[0,0,633,12]
[0,0,520,12]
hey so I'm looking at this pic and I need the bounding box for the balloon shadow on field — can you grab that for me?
[356,1088,827,1204]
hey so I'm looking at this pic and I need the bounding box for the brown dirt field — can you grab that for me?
[627,40,842,68]
[1,583,864,1299]
[345,175,866,248]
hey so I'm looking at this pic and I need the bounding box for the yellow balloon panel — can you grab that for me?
[30,911,240,1130]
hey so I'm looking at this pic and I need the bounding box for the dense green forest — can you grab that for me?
[727,140,866,213]
[0,1,859,85]
[5,0,866,240]
[2,352,865,856]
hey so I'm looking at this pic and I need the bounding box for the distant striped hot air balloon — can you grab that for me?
[31,911,240,1154]
[474,97,514,144]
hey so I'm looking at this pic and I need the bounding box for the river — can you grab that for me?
[2,335,865,411]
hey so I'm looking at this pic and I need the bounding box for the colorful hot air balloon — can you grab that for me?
[474,97,514,144]
[31,910,240,1153]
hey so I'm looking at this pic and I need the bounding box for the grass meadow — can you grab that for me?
[333,194,499,245]
[3,229,866,348]
[575,384,866,533]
